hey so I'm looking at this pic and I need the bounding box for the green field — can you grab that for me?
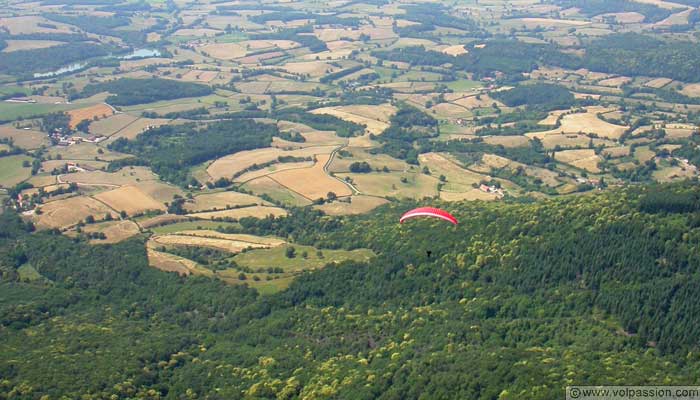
[446,79,482,91]
[234,244,374,272]
[0,154,33,188]
[149,220,241,235]
[0,102,81,123]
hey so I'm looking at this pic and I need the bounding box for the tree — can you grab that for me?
[285,246,296,258]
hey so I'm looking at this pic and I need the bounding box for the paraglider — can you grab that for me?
[399,207,458,225]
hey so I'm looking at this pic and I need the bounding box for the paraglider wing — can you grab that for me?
[399,207,458,225]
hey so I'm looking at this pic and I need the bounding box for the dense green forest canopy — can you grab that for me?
[77,78,213,106]
[574,33,700,82]
[491,83,575,111]
[554,0,675,22]
[108,119,277,186]
[0,42,110,77]
[2,183,700,398]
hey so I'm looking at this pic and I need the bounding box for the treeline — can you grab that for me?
[249,11,361,27]
[275,108,366,137]
[77,78,213,106]
[43,13,146,45]
[491,83,575,111]
[253,26,327,53]
[554,0,674,23]
[373,41,575,77]
[572,33,700,82]
[0,42,110,77]
[319,65,365,84]
[397,3,480,36]
[108,119,277,185]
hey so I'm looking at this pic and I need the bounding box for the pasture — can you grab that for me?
[554,149,603,173]
[184,191,270,212]
[338,171,439,200]
[0,154,32,187]
[32,195,118,230]
[269,153,353,200]
[93,185,165,215]
[241,176,312,207]
[187,205,288,220]
[314,195,389,215]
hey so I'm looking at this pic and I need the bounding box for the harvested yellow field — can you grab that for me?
[554,149,602,173]
[151,234,271,253]
[207,145,335,181]
[602,146,631,158]
[314,195,389,215]
[479,154,561,187]
[82,220,140,244]
[432,103,471,118]
[0,125,51,149]
[440,189,499,202]
[644,77,672,89]
[198,42,247,60]
[239,51,285,64]
[419,152,490,192]
[137,181,184,204]
[681,83,700,97]
[484,136,530,147]
[270,153,353,200]
[2,39,65,52]
[597,76,632,87]
[310,104,397,135]
[175,230,285,246]
[242,176,312,207]
[0,16,74,34]
[441,44,468,56]
[234,162,314,183]
[108,118,171,140]
[180,70,219,82]
[184,191,270,212]
[147,248,207,276]
[67,104,115,129]
[33,196,118,230]
[528,108,628,140]
[60,166,159,186]
[188,206,288,220]
[93,185,165,215]
[89,113,139,136]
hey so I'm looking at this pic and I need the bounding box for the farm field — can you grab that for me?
[67,104,114,129]
[187,205,288,220]
[269,153,353,200]
[0,155,32,187]
[32,195,118,230]
[93,185,165,216]
[314,195,389,215]
[183,191,270,212]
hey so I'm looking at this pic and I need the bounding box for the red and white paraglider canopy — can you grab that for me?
[399,207,458,225]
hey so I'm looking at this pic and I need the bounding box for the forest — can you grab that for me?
[2,183,700,398]
[554,0,674,22]
[0,42,110,76]
[108,119,277,186]
[77,78,213,106]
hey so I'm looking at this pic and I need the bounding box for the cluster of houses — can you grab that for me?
[52,131,106,147]
[479,183,505,198]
